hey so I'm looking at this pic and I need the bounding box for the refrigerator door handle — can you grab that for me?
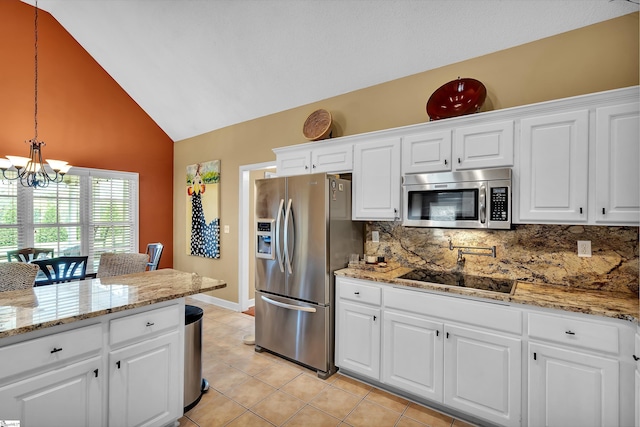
[283,198,294,274]
[261,295,317,313]
[275,199,285,273]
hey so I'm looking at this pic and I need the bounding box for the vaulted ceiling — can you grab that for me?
[24,0,639,141]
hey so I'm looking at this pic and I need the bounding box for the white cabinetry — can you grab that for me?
[526,311,632,427]
[0,324,104,427]
[453,120,514,170]
[0,357,103,427]
[336,278,381,381]
[401,121,513,174]
[401,130,452,174]
[383,311,443,400]
[444,324,521,426]
[635,330,639,427]
[518,110,589,223]
[594,102,640,224]
[108,304,183,427]
[0,301,185,427]
[353,137,401,220]
[275,141,353,176]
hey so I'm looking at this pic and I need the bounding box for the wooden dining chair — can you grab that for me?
[96,253,149,278]
[0,262,40,292]
[7,247,54,263]
[32,256,88,286]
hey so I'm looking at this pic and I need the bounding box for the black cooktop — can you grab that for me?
[397,269,515,294]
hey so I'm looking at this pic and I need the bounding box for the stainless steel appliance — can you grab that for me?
[402,168,512,229]
[254,173,363,378]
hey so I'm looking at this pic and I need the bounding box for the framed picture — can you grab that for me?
[186,160,220,259]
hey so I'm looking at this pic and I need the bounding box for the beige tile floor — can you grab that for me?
[180,297,476,427]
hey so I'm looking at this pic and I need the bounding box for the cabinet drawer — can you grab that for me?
[528,312,619,354]
[338,279,381,306]
[0,323,102,380]
[110,304,181,347]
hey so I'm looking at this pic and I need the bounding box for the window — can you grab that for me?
[0,167,139,273]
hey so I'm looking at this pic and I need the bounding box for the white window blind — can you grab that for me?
[0,167,139,273]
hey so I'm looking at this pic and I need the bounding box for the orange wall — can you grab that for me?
[0,0,174,267]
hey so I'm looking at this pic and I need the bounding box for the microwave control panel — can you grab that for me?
[490,187,509,221]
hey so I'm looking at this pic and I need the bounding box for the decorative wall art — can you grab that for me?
[186,160,220,259]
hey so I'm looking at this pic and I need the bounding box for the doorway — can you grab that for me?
[238,161,276,312]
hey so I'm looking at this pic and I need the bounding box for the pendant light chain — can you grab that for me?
[34,0,39,142]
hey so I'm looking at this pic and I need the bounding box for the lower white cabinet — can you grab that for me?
[528,342,619,427]
[0,356,103,427]
[336,300,381,381]
[383,311,443,400]
[0,300,184,427]
[444,324,521,427]
[336,276,637,427]
[109,331,182,427]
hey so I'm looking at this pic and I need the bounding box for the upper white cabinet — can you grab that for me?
[353,137,401,220]
[401,121,513,174]
[453,120,514,170]
[401,130,452,174]
[518,110,589,223]
[594,102,640,224]
[275,141,353,176]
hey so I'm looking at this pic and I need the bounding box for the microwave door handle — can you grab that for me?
[275,199,285,272]
[479,184,487,224]
[283,198,294,274]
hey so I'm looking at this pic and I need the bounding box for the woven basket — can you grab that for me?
[303,109,332,141]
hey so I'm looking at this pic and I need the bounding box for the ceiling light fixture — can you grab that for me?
[0,0,71,188]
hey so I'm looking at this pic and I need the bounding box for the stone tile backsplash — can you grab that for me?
[364,223,639,296]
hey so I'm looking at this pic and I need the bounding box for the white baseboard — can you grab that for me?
[189,293,240,312]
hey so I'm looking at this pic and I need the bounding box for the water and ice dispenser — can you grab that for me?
[256,219,275,259]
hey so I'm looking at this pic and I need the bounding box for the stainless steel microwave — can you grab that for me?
[402,168,512,229]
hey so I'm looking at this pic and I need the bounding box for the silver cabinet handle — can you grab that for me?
[261,295,316,313]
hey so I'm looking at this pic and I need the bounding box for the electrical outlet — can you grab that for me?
[372,231,380,243]
[224,225,230,234]
[577,240,591,257]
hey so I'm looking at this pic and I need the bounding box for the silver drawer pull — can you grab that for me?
[146,322,155,327]
[565,330,576,335]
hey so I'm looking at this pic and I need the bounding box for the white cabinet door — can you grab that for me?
[0,356,103,427]
[454,120,514,170]
[444,324,521,427]
[528,342,619,427]
[636,331,640,427]
[353,137,401,220]
[383,310,443,401]
[336,300,381,381]
[401,130,452,174]
[311,143,353,173]
[518,110,589,223]
[595,102,640,224]
[276,150,311,176]
[109,331,181,427]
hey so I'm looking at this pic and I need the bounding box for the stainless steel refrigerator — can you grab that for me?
[254,173,363,378]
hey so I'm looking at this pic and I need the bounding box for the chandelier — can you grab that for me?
[0,0,71,188]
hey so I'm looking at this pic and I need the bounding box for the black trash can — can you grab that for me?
[184,305,209,412]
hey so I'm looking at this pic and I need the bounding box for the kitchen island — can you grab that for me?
[0,269,226,427]
[334,266,638,427]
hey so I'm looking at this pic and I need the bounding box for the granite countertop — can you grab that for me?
[335,266,639,323]
[0,269,226,339]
